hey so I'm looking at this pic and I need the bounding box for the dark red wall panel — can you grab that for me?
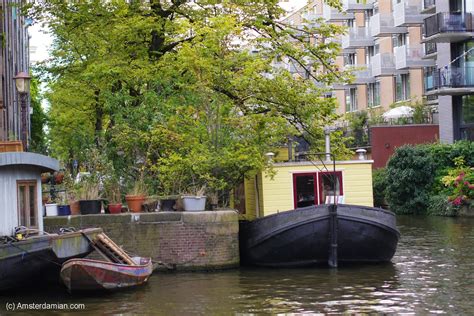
[370,125,439,169]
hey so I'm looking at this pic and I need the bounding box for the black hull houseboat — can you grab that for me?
[239,204,400,268]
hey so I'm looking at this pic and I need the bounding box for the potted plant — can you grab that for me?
[125,177,147,213]
[106,183,123,214]
[45,197,59,216]
[181,186,207,212]
[77,177,102,214]
[57,194,71,216]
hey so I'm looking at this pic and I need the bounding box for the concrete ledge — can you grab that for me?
[44,210,240,271]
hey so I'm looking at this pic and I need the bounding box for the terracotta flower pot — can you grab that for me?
[108,203,123,214]
[125,195,145,213]
[70,201,81,215]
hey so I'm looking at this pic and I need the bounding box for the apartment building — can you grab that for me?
[0,0,30,144]
[423,0,474,142]
[285,0,473,143]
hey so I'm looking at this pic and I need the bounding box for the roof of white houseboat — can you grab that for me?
[0,152,59,172]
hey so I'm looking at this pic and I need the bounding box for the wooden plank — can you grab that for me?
[93,233,136,265]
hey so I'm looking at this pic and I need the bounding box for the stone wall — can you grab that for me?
[44,210,240,271]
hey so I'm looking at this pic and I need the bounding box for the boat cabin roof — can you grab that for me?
[0,152,59,172]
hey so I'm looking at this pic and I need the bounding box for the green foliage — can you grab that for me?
[372,168,387,208]
[28,0,348,200]
[345,110,369,148]
[441,157,474,206]
[386,142,474,215]
[29,76,47,154]
[385,145,435,215]
[427,194,459,217]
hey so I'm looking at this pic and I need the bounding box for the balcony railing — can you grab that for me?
[393,0,424,26]
[370,13,407,36]
[425,66,474,92]
[395,45,435,69]
[323,4,355,21]
[341,27,374,49]
[424,12,474,38]
[342,0,374,11]
[345,64,374,84]
[371,53,396,76]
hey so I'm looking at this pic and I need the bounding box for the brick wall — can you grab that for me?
[44,210,240,271]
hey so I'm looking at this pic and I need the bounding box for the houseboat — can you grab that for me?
[237,150,400,267]
[0,151,100,290]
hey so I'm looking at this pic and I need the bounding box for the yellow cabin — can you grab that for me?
[236,159,374,220]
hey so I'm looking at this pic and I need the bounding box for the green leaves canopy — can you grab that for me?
[29,0,349,195]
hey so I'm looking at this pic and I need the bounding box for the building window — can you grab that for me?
[345,88,358,112]
[293,172,343,208]
[368,81,381,107]
[17,181,38,229]
[395,74,410,102]
[344,53,356,66]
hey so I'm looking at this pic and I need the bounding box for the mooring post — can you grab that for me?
[328,203,338,268]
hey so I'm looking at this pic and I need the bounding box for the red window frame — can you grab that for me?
[318,171,343,205]
[293,171,344,208]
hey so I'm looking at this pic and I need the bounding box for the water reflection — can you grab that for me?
[2,216,474,314]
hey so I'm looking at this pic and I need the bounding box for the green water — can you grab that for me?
[2,216,474,315]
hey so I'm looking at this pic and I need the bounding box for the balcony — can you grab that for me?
[421,0,435,14]
[425,66,474,95]
[394,45,435,69]
[423,13,474,43]
[393,0,425,27]
[341,27,374,49]
[371,53,408,76]
[369,13,407,37]
[323,4,355,22]
[342,0,374,12]
[346,64,375,84]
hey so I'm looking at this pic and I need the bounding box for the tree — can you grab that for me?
[28,0,350,197]
[29,77,48,154]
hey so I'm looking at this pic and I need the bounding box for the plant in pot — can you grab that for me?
[45,197,59,217]
[125,177,147,213]
[106,182,122,214]
[77,176,102,215]
[181,185,207,212]
[57,194,71,216]
[62,171,81,215]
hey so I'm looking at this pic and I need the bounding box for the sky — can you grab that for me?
[28,0,309,64]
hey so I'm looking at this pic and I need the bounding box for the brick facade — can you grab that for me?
[44,210,240,271]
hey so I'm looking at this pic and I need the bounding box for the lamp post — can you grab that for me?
[13,71,31,151]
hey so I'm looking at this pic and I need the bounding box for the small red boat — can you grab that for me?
[60,257,153,292]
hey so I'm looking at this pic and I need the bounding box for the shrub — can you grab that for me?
[427,193,458,217]
[385,145,436,214]
[442,157,474,206]
[373,168,388,208]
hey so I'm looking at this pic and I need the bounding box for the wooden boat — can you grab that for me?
[60,257,153,292]
[239,204,400,268]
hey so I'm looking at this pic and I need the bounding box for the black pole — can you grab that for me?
[328,203,338,268]
[20,93,28,152]
[328,156,338,268]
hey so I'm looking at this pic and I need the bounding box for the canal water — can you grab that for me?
[2,215,474,315]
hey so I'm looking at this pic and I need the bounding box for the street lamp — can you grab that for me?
[13,71,31,151]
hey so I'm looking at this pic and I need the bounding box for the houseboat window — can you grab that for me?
[318,172,343,204]
[294,174,316,208]
[293,172,344,208]
[17,181,38,229]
